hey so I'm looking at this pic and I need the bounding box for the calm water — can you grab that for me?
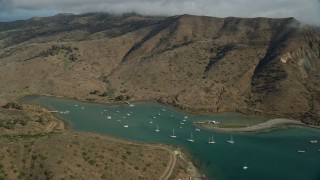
[25,96,320,180]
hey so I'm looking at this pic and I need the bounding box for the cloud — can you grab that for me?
[0,0,320,25]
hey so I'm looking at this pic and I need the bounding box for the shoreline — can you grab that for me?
[17,94,262,117]
[19,95,203,179]
[195,118,307,133]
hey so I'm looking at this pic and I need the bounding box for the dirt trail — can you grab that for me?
[158,146,176,180]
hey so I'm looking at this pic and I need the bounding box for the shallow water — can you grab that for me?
[25,96,320,180]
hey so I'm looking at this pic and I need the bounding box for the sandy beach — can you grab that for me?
[195,118,305,132]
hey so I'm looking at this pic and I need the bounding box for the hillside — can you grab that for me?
[0,13,319,125]
[0,104,193,179]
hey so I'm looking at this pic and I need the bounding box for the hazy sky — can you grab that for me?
[1,0,320,25]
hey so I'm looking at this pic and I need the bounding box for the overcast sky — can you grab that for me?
[1,0,320,25]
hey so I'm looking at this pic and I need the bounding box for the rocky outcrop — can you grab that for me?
[2,102,23,110]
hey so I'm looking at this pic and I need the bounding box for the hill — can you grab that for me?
[0,13,319,125]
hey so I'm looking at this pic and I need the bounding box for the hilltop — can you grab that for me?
[0,13,319,125]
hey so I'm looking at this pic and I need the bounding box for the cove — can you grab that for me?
[24,96,320,180]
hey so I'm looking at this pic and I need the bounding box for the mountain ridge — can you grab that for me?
[0,13,319,125]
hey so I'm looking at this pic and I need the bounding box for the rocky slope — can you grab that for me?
[0,13,319,125]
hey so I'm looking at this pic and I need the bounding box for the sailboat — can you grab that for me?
[310,140,318,144]
[153,114,156,119]
[243,163,248,170]
[158,111,161,116]
[171,112,174,118]
[123,125,128,128]
[187,133,194,142]
[149,119,153,124]
[170,129,177,138]
[208,136,215,144]
[227,134,234,144]
[155,125,160,132]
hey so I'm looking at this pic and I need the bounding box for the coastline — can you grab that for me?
[16,94,318,179]
[19,97,73,130]
[19,95,203,179]
[195,118,306,133]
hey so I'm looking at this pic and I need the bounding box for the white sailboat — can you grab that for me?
[227,134,234,144]
[155,125,160,132]
[187,133,194,142]
[149,119,153,124]
[208,136,215,144]
[171,112,174,118]
[242,163,248,170]
[310,140,318,144]
[123,125,128,128]
[170,129,177,138]
[153,114,156,119]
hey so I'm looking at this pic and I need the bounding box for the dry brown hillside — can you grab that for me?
[0,104,194,179]
[0,13,319,125]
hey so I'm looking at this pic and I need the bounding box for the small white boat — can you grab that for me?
[153,114,156,119]
[243,164,248,170]
[75,104,78,107]
[170,129,177,138]
[184,116,188,119]
[310,140,318,144]
[123,125,128,128]
[182,119,186,122]
[129,104,134,107]
[170,112,174,118]
[187,133,194,142]
[297,150,306,153]
[107,116,112,120]
[179,126,183,129]
[227,134,234,144]
[155,125,160,132]
[158,111,161,116]
[162,108,166,112]
[149,120,153,124]
[126,113,131,116]
[180,122,185,125]
[195,128,200,132]
[208,136,215,144]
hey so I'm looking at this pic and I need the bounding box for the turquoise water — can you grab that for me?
[26,96,320,180]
